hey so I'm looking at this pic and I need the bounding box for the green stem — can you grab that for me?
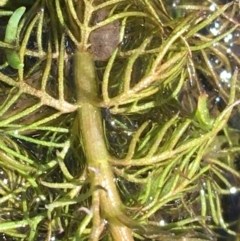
[74,51,134,241]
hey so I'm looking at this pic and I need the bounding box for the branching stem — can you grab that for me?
[74,51,134,241]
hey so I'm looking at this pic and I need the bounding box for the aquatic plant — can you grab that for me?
[0,0,240,240]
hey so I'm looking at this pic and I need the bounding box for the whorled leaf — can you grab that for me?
[0,1,239,241]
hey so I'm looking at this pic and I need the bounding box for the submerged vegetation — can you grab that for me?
[0,0,240,240]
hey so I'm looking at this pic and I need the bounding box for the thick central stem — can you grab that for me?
[74,51,134,241]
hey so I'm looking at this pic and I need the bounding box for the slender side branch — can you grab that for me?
[0,72,77,113]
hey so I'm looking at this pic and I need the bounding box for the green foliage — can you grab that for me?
[4,6,26,69]
[0,0,240,240]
